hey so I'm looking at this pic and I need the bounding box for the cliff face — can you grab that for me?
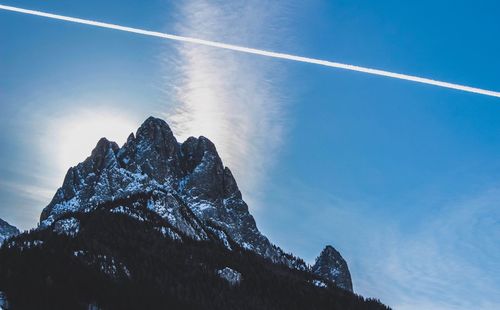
[312,245,353,292]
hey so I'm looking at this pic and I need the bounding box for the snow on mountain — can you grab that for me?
[312,245,353,292]
[0,218,19,245]
[39,117,354,284]
[54,217,80,237]
[217,267,242,286]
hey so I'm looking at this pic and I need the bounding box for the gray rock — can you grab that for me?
[217,267,242,286]
[312,245,353,292]
[0,218,19,245]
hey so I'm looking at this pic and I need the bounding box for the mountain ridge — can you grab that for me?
[41,117,322,269]
[0,116,387,309]
[0,195,389,309]
[40,116,352,289]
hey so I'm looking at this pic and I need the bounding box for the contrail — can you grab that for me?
[1,4,499,98]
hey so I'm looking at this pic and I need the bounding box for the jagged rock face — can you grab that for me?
[312,245,353,292]
[40,117,304,269]
[0,218,19,244]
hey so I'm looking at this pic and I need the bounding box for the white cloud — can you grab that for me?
[162,0,294,208]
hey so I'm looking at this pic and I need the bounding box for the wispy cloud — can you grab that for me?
[0,179,53,205]
[372,188,500,309]
[0,176,54,230]
[262,179,500,309]
[162,0,294,206]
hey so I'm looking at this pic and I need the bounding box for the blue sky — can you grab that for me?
[1,0,500,308]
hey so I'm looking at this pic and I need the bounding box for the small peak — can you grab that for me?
[183,136,198,147]
[139,116,171,131]
[316,245,345,265]
[126,132,135,144]
[0,217,20,243]
[0,217,19,233]
[91,138,119,157]
[180,135,221,174]
[313,245,353,292]
[143,116,166,125]
[88,138,120,174]
[322,245,339,256]
[197,136,217,152]
[136,116,175,142]
[180,136,218,157]
[97,137,110,145]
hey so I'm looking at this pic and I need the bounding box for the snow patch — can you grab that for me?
[156,226,182,241]
[77,252,131,279]
[54,217,80,237]
[241,242,254,251]
[312,279,328,288]
[111,206,146,222]
[217,267,242,286]
[6,239,44,251]
[190,200,214,213]
[207,227,232,251]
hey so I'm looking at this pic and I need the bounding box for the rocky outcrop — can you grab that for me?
[0,218,19,245]
[312,245,353,292]
[217,267,242,286]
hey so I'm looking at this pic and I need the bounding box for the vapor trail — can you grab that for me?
[1,3,499,98]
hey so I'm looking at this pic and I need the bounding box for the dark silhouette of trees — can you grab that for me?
[0,201,390,310]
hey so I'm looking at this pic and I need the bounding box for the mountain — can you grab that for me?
[0,218,19,245]
[40,117,305,269]
[0,117,388,309]
[313,245,353,291]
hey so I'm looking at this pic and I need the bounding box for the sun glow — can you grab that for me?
[43,109,139,179]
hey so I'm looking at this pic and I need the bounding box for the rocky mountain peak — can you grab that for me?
[120,117,182,182]
[89,138,119,172]
[126,132,135,143]
[178,135,240,200]
[312,245,353,292]
[180,136,218,173]
[39,116,343,274]
[322,245,340,257]
[179,136,228,201]
[91,137,119,158]
[0,218,19,244]
[135,116,177,147]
